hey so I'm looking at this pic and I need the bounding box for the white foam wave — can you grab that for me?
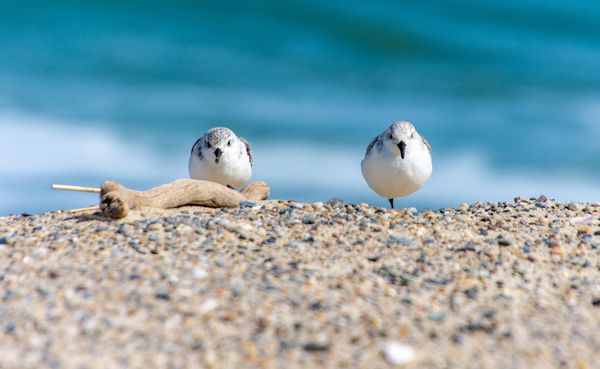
[0,111,185,179]
[426,153,600,204]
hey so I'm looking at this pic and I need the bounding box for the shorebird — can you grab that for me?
[188,127,253,189]
[361,121,432,208]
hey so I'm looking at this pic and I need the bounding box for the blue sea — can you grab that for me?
[1,0,599,215]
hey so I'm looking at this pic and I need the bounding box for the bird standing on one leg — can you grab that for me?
[361,121,432,209]
[188,127,253,190]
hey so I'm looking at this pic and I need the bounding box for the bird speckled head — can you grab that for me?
[381,121,428,159]
[204,127,236,148]
[192,127,237,164]
[388,121,416,139]
[365,121,430,160]
[204,127,237,164]
[190,126,253,166]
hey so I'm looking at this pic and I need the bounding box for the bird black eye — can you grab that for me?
[206,142,212,149]
[388,133,393,139]
[227,140,232,146]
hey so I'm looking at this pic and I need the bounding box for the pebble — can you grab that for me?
[456,214,469,222]
[383,342,416,365]
[465,288,478,299]
[302,342,330,352]
[200,299,218,313]
[550,246,564,256]
[147,223,163,231]
[570,216,593,225]
[497,236,511,246]
[155,292,170,300]
[428,312,446,321]
[302,215,316,225]
[457,242,476,252]
[388,234,413,245]
[327,198,345,206]
[193,268,209,279]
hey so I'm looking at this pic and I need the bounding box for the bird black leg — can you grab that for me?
[388,198,394,209]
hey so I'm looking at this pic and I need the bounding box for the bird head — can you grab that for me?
[383,121,419,159]
[203,127,237,164]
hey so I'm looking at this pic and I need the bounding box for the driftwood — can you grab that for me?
[99,179,270,219]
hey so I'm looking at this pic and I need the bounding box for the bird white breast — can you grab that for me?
[361,142,432,199]
[188,145,252,189]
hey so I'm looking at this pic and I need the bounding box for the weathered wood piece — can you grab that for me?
[99,179,270,219]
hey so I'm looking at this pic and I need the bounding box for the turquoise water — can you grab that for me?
[1,1,600,214]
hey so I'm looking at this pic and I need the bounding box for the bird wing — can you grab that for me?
[421,136,431,153]
[190,138,203,158]
[365,135,380,156]
[240,137,253,167]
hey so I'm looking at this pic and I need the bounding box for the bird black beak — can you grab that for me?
[398,141,406,159]
[214,148,223,164]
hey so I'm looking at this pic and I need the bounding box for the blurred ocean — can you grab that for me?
[1,0,600,215]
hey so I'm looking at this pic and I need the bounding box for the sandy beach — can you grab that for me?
[1,197,599,369]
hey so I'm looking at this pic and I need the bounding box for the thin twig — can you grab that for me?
[52,184,101,193]
[67,205,100,213]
